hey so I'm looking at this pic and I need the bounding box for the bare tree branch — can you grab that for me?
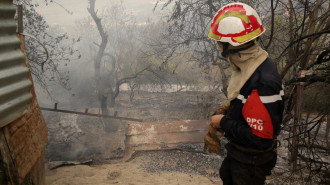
[265,0,276,51]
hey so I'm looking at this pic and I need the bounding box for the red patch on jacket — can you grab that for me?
[242,90,273,139]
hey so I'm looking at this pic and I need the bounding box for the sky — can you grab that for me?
[34,0,166,30]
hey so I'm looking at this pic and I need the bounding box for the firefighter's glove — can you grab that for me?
[203,124,224,154]
[210,114,224,128]
[204,101,230,154]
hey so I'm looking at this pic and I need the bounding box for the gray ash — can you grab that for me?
[139,149,224,178]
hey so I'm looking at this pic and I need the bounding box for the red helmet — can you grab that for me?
[208,2,265,46]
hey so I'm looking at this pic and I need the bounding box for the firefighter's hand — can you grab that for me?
[210,114,224,129]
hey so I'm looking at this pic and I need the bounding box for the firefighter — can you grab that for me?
[207,2,284,185]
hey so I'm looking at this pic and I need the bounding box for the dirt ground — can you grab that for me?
[45,155,223,185]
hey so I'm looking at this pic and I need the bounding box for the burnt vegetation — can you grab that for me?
[20,0,329,184]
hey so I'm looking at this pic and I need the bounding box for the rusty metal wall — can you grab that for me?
[0,0,32,127]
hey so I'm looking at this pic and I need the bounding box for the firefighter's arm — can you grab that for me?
[220,88,283,149]
[220,115,273,149]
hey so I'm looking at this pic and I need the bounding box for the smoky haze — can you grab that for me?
[30,0,224,165]
[22,0,330,184]
[34,0,165,31]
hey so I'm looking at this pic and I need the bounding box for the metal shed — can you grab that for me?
[0,0,32,128]
[0,1,47,184]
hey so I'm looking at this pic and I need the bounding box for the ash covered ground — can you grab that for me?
[42,90,329,185]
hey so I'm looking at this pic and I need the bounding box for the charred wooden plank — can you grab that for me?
[124,120,209,161]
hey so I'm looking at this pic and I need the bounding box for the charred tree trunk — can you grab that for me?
[109,97,116,107]
[129,83,137,103]
[88,0,109,119]
[100,95,109,115]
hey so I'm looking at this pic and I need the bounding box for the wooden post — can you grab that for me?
[290,70,304,171]
[17,5,23,34]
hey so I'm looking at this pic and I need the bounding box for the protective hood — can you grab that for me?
[226,44,268,101]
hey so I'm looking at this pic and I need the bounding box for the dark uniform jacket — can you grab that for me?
[220,58,284,165]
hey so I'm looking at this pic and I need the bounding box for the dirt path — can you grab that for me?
[45,157,223,185]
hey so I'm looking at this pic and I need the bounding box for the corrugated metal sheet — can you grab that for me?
[0,1,32,127]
